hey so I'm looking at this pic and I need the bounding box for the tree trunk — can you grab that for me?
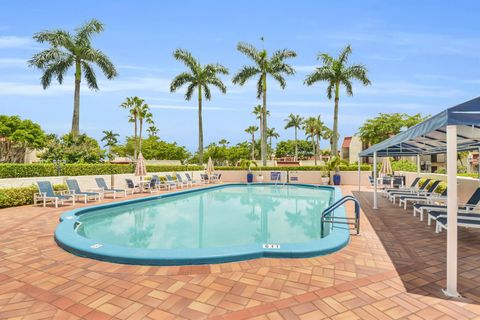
[71,61,82,137]
[294,128,298,161]
[133,114,138,161]
[251,133,255,160]
[139,118,143,155]
[316,135,320,164]
[261,74,267,166]
[332,82,340,156]
[312,137,317,166]
[198,85,204,164]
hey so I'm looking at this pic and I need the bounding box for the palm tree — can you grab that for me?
[147,125,159,138]
[101,130,119,161]
[304,45,370,155]
[29,19,117,137]
[252,104,270,138]
[170,49,228,164]
[284,113,304,160]
[266,127,279,153]
[233,41,296,166]
[245,126,258,160]
[120,96,150,160]
[218,139,229,147]
[137,104,153,154]
[303,117,320,166]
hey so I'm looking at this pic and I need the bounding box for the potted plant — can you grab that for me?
[239,159,258,183]
[321,171,330,185]
[327,156,341,185]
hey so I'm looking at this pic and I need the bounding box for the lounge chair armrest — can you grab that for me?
[87,188,104,192]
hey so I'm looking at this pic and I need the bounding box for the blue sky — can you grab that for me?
[1,0,480,151]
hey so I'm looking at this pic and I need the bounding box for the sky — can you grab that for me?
[1,0,480,151]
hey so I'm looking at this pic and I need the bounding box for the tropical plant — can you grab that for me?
[284,113,304,160]
[120,96,152,160]
[304,45,370,155]
[101,130,119,161]
[266,127,279,152]
[238,159,258,171]
[113,136,191,161]
[147,125,159,138]
[39,133,104,163]
[0,115,47,163]
[28,18,117,136]
[275,139,314,159]
[245,125,258,160]
[232,40,296,166]
[218,139,229,147]
[358,113,426,146]
[252,104,270,138]
[170,49,228,164]
[303,116,322,165]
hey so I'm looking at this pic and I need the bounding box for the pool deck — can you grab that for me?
[0,185,479,319]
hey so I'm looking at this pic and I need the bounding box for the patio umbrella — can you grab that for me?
[380,157,393,176]
[135,152,147,178]
[206,157,215,175]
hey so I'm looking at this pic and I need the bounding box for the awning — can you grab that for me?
[359,97,480,157]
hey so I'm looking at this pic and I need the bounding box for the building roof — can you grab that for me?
[342,137,352,149]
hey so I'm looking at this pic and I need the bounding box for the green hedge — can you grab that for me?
[215,165,371,171]
[0,184,66,209]
[0,164,203,179]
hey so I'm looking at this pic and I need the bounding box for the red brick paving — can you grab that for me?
[0,185,479,319]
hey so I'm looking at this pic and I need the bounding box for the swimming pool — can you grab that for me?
[55,183,350,265]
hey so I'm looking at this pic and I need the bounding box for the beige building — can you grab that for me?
[341,136,363,163]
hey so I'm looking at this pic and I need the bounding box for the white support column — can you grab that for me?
[444,125,459,297]
[416,154,421,175]
[358,156,361,191]
[373,151,378,209]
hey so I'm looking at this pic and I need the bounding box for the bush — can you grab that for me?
[391,160,417,172]
[0,164,204,178]
[0,184,66,209]
[214,165,371,171]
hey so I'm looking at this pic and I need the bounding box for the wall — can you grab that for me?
[397,171,479,203]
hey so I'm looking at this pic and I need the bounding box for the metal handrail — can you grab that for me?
[320,195,361,237]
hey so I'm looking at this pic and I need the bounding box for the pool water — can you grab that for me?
[76,184,334,250]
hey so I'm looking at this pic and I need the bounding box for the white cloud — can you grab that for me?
[292,65,316,73]
[355,81,463,98]
[0,36,33,49]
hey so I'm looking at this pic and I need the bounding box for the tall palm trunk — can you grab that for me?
[133,114,138,160]
[251,133,255,160]
[139,118,143,155]
[312,136,317,166]
[332,82,340,156]
[198,85,204,164]
[261,73,267,166]
[72,60,82,137]
[316,134,320,164]
[294,127,298,160]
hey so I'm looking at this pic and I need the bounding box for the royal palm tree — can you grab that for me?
[170,49,228,164]
[304,45,370,155]
[245,126,258,160]
[266,127,279,153]
[101,130,119,161]
[29,18,117,137]
[284,113,304,160]
[120,96,150,160]
[233,41,296,166]
[303,117,321,166]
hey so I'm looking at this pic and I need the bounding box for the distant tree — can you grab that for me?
[147,125,159,138]
[252,104,270,139]
[284,113,304,160]
[275,140,314,159]
[0,115,46,163]
[120,96,152,160]
[170,49,228,164]
[358,113,426,146]
[304,45,370,155]
[266,127,279,153]
[40,133,104,163]
[114,136,191,161]
[233,40,296,165]
[29,19,117,136]
[245,126,259,160]
[101,130,119,161]
[218,139,229,147]
[303,116,322,165]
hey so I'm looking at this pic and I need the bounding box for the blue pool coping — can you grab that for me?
[54,183,351,266]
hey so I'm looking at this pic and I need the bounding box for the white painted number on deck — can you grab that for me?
[263,244,281,249]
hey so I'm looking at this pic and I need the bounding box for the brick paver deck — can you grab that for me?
[0,185,479,319]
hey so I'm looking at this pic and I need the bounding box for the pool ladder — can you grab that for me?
[320,196,361,237]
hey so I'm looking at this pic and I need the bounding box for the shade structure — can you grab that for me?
[380,157,393,176]
[134,153,147,177]
[357,97,480,298]
[359,97,480,157]
[206,157,215,175]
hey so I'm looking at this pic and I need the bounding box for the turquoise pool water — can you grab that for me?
[55,184,349,265]
[77,184,334,250]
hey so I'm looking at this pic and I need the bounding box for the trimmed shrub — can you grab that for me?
[0,184,67,209]
[0,164,204,179]
[215,165,371,171]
